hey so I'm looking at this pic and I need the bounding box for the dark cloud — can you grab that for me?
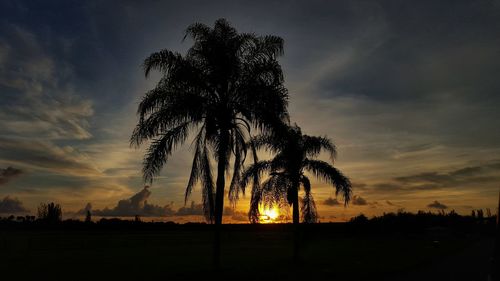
[367,161,500,193]
[223,207,248,222]
[75,202,92,215]
[175,201,203,216]
[0,196,29,214]
[386,200,399,206]
[90,186,175,217]
[395,172,455,185]
[395,162,500,188]
[397,143,435,154]
[372,183,402,191]
[80,195,248,219]
[450,163,500,178]
[323,197,341,206]
[352,195,367,206]
[351,182,367,190]
[0,166,23,185]
[427,200,448,210]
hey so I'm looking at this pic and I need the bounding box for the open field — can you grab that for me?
[0,224,496,281]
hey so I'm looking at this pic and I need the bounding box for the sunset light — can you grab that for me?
[260,207,280,223]
[1,1,499,279]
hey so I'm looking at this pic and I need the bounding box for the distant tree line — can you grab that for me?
[1,202,496,231]
[348,209,497,232]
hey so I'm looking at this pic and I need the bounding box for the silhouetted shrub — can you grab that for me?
[350,213,368,224]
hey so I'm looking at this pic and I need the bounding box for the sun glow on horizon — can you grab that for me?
[259,207,280,223]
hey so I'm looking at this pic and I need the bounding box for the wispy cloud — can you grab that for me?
[359,161,500,194]
[0,24,93,141]
[0,138,99,176]
[0,167,23,186]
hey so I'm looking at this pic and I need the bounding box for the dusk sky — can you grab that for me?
[1,0,499,222]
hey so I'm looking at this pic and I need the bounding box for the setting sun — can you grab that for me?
[260,207,280,223]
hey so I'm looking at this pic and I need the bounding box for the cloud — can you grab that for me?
[395,163,500,189]
[76,202,93,215]
[395,172,455,185]
[0,166,23,185]
[0,24,93,141]
[0,23,97,183]
[372,183,403,191]
[223,207,248,222]
[352,195,367,205]
[0,196,29,214]
[0,137,99,176]
[84,195,247,221]
[323,197,341,206]
[427,200,448,210]
[366,161,500,194]
[175,201,204,216]
[90,186,175,217]
[351,182,368,190]
[386,200,399,206]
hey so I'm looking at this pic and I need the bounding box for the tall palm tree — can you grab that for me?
[130,18,289,225]
[241,124,352,224]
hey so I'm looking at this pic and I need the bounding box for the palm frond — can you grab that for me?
[303,135,337,161]
[301,191,318,223]
[142,122,191,183]
[184,22,211,42]
[257,35,284,58]
[185,126,206,203]
[303,159,352,205]
[228,128,247,206]
[130,91,205,147]
[240,160,273,189]
[201,145,215,223]
[143,50,183,77]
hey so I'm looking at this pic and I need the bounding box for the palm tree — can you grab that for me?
[241,123,352,224]
[130,18,289,225]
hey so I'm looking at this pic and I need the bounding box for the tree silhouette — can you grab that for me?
[131,18,288,225]
[241,124,352,224]
[37,202,62,224]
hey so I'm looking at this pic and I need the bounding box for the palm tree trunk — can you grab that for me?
[213,128,229,270]
[292,184,300,224]
[215,130,229,225]
[292,182,300,264]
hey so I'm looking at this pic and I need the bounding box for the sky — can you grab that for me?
[1,0,499,222]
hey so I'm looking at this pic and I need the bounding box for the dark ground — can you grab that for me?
[0,224,497,281]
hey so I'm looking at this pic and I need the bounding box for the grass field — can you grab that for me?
[0,224,495,280]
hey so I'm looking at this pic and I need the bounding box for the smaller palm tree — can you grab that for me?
[241,123,352,224]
